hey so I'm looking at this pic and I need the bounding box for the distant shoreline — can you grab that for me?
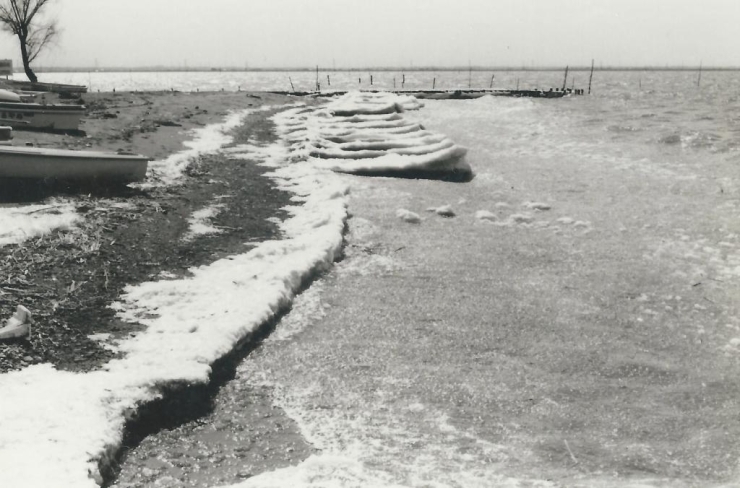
[19,65,736,74]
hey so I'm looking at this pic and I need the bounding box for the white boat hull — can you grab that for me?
[0,146,149,182]
[2,79,87,94]
[0,102,84,130]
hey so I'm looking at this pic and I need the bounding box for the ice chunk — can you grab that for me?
[433,205,456,217]
[475,210,497,221]
[523,201,552,211]
[396,209,422,224]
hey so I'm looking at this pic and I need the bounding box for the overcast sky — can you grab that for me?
[0,0,737,69]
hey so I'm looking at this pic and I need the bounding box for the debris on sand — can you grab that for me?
[0,305,32,340]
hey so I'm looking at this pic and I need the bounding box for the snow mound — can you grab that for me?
[475,210,497,221]
[326,91,424,116]
[278,91,472,181]
[396,208,422,224]
[427,204,456,217]
[523,201,552,211]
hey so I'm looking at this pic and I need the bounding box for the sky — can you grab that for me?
[0,0,737,69]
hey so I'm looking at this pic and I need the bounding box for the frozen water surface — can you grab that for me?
[214,77,740,487]
[4,72,740,487]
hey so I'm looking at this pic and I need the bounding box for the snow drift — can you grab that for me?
[281,91,473,182]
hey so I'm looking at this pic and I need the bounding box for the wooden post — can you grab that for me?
[588,59,594,94]
[468,63,472,89]
[561,65,569,91]
[433,77,436,89]
[490,74,494,88]
[402,73,405,87]
[289,76,295,92]
[571,77,575,90]
[697,60,702,87]
[315,65,319,92]
[371,74,373,85]
[327,74,330,86]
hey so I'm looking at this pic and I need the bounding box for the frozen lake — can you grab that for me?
[109,73,740,486]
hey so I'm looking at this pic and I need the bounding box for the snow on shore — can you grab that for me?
[183,202,226,240]
[144,105,275,186]
[0,92,456,487]
[0,200,81,247]
[0,104,348,487]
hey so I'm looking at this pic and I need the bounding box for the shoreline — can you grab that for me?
[0,91,338,487]
[0,91,298,374]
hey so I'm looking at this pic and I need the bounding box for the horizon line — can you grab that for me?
[20,64,736,73]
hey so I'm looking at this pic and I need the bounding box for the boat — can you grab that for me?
[0,101,85,131]
[0,89,20,102]
[0,145,150,182]
[0,79,87,94]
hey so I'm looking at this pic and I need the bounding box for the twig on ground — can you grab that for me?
[564,440,579,464]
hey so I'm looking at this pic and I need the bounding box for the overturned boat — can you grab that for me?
[0,145,149,183]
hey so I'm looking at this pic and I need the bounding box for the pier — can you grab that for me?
[268,88,586,99]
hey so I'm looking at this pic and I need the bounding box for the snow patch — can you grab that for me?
[183,203,226,240]
[427,204,455,217]
[396,208,421,224]
[523,201,552,211]
[496,213,535,227]
[0,201,80,247]
[144,105,276,187]
[475,210,497,222]
[556,217,575,225]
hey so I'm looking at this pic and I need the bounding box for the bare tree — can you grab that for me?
[0,0,57,83]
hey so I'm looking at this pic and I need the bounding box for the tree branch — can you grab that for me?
[0,0,57,82]
[26,19,55,62]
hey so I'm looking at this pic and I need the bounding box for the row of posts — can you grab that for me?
[305,61,596,94]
